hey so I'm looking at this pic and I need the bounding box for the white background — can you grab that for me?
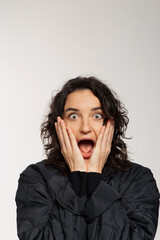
[0,0,159,239]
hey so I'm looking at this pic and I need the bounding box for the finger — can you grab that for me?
[66,126,79,149]
[60,119,72,150]
[95,125,105,146]
[106,120,115,144]
[102,120,115,148]
[96,123,110,156]
[66,127,84,161]
[55,120,62,143]
[56,116,66,150]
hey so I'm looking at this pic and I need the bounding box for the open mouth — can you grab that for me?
[78,140,94,159]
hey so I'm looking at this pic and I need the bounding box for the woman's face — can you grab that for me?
[63,89,105,158]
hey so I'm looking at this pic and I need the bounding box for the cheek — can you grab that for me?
[93,122,103,136]
[64,120,78,136]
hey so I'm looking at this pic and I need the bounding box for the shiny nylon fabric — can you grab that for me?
[15,160,160,240]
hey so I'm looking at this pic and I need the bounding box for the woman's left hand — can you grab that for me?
[87,119,115,173]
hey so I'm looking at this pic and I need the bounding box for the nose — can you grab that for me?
[79,118,92,134]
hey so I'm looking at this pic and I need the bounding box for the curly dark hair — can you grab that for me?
[41,76,131,176]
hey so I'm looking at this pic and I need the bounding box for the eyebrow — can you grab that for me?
[64,107,102,112]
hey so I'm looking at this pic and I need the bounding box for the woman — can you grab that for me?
[15,76,159,240]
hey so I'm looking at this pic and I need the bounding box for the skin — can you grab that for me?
[55,89,115,173]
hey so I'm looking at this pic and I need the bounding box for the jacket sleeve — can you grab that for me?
[85,166,160,240]
[15,165,87,240]
[69,171,102,197]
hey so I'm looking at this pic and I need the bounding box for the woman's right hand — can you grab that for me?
[55,116,87,172]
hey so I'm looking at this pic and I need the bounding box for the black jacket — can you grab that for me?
[15,160,159,240]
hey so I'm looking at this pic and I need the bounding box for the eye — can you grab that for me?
[69,113,78,120]
[94,113,103,119]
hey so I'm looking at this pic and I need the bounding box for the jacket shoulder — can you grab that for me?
[18,160,60,184]
[127,162,156,179]
[119,162,159,199]
[120,161,155,182]
[130,161,150,170]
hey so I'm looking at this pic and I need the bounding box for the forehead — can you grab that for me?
[64,89,101,110]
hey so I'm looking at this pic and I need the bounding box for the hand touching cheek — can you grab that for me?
[87,120,115,173]
[55,117,88,172]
